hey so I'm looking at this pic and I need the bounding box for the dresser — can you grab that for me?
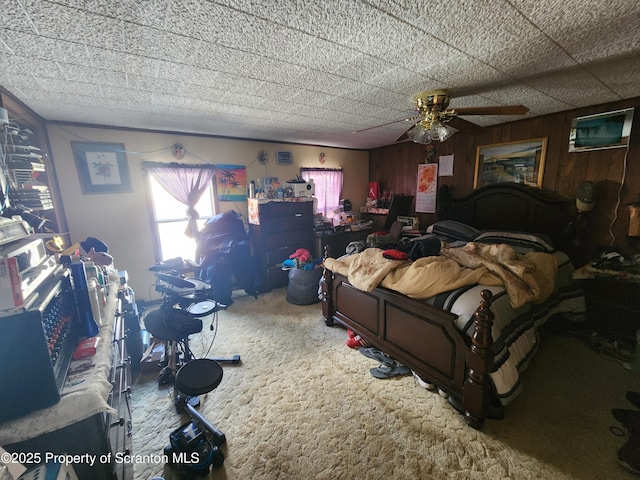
[248,198,315,291]
[574,261,640,343]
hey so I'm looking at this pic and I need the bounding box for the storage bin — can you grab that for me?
[286,267,323,305]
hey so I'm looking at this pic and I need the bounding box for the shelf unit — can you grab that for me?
[0,89,68,240]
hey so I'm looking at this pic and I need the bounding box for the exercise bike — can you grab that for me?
[144,259,238,475]
[145,259,240,385]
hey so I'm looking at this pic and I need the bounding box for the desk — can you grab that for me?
[0,271,133,480]
[316,228,372,258]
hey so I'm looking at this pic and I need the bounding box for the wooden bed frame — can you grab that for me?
[321,184,576,429]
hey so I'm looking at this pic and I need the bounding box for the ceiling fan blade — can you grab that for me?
[353,115,420,134]
[395,127,411,142]
[447,116,485,135]
[453,105,529,116]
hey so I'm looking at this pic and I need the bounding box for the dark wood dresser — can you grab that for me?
[574,261,640,343]
[248,198,315,291]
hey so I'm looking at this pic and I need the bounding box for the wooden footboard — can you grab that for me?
[320,251,495,429]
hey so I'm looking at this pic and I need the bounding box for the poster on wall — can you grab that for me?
[215,164,247,201]
[415,163,438,213]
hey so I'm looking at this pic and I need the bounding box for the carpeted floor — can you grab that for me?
[131,288,639,480]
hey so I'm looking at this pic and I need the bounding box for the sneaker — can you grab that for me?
[346,329,357,339]
[412,370,436,390]
[346,335,369,349]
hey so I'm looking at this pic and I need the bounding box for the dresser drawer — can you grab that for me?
[265,229,314,250]
[260,200,313,219]
[262,211,313,234]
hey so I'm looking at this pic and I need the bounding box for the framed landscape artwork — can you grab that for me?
[474,138,547,189]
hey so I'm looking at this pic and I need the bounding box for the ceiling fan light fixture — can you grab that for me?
[429,120,455,141]
[407,118,455,144]
[407,122,433,144]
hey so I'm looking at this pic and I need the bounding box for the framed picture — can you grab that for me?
[276,151,293,165]
[474,138,547,189]
[72,142,132,194]
[569,108,634,152]
[215,164,247,201]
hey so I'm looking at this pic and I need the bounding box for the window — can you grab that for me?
[144,164,218,262]
[301,168,343,223]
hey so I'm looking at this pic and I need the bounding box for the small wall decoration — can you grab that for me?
[171,143,185,159]
[215,164,247,201]
[415,163,438,213]
[569,108,634,152]
[474,138,547,189]
[72,142,132,194]
[276,151,293,165]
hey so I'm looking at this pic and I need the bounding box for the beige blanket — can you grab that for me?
[323,243,558,308]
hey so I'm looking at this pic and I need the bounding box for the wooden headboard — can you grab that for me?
[447,184,575,255]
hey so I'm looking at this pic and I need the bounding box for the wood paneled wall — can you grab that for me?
[370,97,640,260]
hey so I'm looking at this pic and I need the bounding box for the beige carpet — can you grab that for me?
[131,289,639,480]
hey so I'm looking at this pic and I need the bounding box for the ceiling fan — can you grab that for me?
[359,89,529,144]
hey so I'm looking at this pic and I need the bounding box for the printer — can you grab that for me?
[286,180,315,197]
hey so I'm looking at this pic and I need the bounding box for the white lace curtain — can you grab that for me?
[143,162,216,238]
[301,168,343,221]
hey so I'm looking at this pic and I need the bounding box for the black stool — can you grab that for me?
[143,307,202,385]
[165,359,226,475]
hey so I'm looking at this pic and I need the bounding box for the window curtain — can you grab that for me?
[301,168,343,221]
[143,162,216,238]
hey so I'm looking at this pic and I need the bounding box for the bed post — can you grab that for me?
[320,245,335,326]
[463,289,495,429]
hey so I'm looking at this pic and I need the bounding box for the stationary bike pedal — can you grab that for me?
[158,367,175,386]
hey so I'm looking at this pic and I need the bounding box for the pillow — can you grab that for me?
[425,220,480,241]
[473,231,555,253]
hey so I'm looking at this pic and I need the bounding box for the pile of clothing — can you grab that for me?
[282,248,321,270]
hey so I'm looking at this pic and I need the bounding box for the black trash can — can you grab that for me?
[286,267,323,305]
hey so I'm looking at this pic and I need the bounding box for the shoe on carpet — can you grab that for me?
[370,363,411,379]
[626,391,640,409]
[617,404,640,474]
[347,329,357,339]
[612,408,640,430]
[411,370,436,390]
[346,335,369,349]
[359,347,396,365]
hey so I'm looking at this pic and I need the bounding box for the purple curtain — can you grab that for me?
[145,163,216,238]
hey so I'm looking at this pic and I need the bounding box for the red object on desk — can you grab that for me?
[73,336,101,360]
[368,181,380,199]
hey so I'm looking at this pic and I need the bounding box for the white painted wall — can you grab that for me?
[46,124,369,301]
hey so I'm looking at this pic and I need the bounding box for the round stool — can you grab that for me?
[175,358,223,397]
[173,359,226,448]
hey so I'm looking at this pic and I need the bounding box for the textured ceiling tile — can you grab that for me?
[211,73,265,96]
[290,0,374,44]
[286,70,347,95]
[295,38,359,70]
[194,44,261,76]
[587,53,640,98]
[213,0,308,27]
[332,54,398,82]
[344,11,423,58]
[1,0,40,33]
[1,0,639,149]
[520,70,615,108]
